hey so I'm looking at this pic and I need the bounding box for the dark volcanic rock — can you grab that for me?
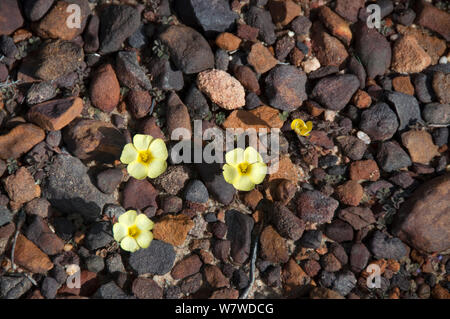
[385,91,423,130]
[159,25,214,74]
[347,56,366,89]
[311,75,360,111]
[265,65,307,112]
[115,51,152,90]
[337,207,375,230]
[195,162,235,205]
[0,0,24,36]
[360,103,399,141]
[85,222,114,250]
[175,0,238,35]
[184,85,210,120]
[129,240,176,275]
[354,22,391,78]
[148,58,184,91]
[376,141,412,173]
[246,6,276,45]
[96,168,123,194]
[23,0,55,21]
[225,210,254,264]
[299,230,323,249]
[43,154,114,221]
[297,190,339,224]
[369,231,407,260]
[271,202,305,241]
[99,5,141,54]
[422,103,450,125]
[184,179,209,203]
[393,173,450,253]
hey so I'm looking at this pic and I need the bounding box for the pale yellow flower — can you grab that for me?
[113,210,154,252]
[120,134,168,179]
[291,119,313,136]
[222,147,267,192]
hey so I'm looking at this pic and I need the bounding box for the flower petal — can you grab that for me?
[223,164,238,184]
[147,159,167,178]
[136,231,153,249]
[291,119,306,130]
[118,210,137,227]
[233,175,256,192]
[244,146,263,164]
[149,138,168,160]
[113,223,127,242]
[305,121,313,131]
[133,134,153,151]
[249,162,267,184]
[136,214,154,231]
[120,236,140,252]
[120,144,138,164]
[127,161,148,180]
[225,148,245,166]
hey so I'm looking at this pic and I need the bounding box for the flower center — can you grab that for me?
[138,150,153,165]
[127,225,140,239]
[238,162,251,175]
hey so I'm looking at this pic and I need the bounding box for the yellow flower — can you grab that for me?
[223,147,267,191]
[120,134,168,179]
[113,210,154,252]
[291,119,313,136]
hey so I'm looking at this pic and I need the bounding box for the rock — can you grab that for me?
[360,103,399,141]
[23,40,84,81]
[85,255,104,273]
[392,76,414,96]
[184,85,210,120]
[180,273,202,295]
[299,230,322,249]
[369,231,407,260]
[14,234,53,274]
[4,167,41,209]
[25,216,64,255]
[34,0,90,41]
[412,74,432,104]
[171,254,202,280]
[203,264,229,288]
[354,22,391,78]
[270,202,305,240]
[153,214,194,247]
[297,190,339,224]
[260,226,289,263]
[290,15,311,36]
[159,25,214,74]
[115,51,152,90]
[310,287,344,299]
[195,162,235,205]
[105,253,125,274]
[95,281,131,299]
[352,90,372,109]
[23,0,55,22]
[246,6,276,45]
[337,207,375,230]
[385,91,423,130]
[274,35,295,61]
[27,97,83,131]
[0,124,45,160]
[223,107,283,130]
[26,81,57,105]
[122,178,157,211]
[311,75,359,111]
[24,198,51,218]
[349,160,380,182]
[335,0,365,22]
[232,269,249,290]
[391,35,431,74]
[41,277,60,299]
[98,5,140,54]
[212,239,230,261]
[377,141,412,173]
[63,119,126,163]
[128,24,151,49]
[148,58,184,92]
[282,258,310,296]
[0,206,12,227]
[273,179,296,205]
[175,0,237,35]
[166,92,192,139]
[154,165,190,196]
[268,0,301,26]
[422,103,450,125]
[90,64,120,113]
[43,154,114,221]
[350,243,370,273]
[129,240,175,275]
[321,253,342,272]
[332,271,356,296]
[336,136,367,161]
[216,32,241,51]
[225,210,254,264]
[0,0,24,36]
[415,0,450,41]
[433,72,450,104]
[311,23,348,68]
[347,56,366,89]
[139,117,165,140]
[132,277,163,299]
[161,195,182,214]
[197,69,245,110]
[84,222,113,250]
[232,65,260,94]
[126,90,152,119]
[184,180,208,203]
[83,14,99,53]
[401,130,439,165]
[325,220,353,242]
[96,168,123,194]
[0,275,33,299]
[317,6,352,46]
[393,173,449,253]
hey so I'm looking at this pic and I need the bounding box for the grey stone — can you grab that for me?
[369,230,407,260]
[376,141,412,173]
[129,240,176,275]
[332,270,356,296]
[95,281,133,299]
[41,277,60,299]
[0,276,33,299]
[225,210,254,264]
[360,103,399,141]
[246,6,276,45]
[115,51,152,90]
[106,253,126,274]
[195,162,235,205]
[385,91,423,130]
[184,179,209,203]
[84,222,114,250]
[0,206,12,227]
[85,255,105,273]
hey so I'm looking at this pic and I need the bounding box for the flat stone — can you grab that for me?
[385,91,423,130]
[311,74,359,111]
[3,167,41,209]
[129,240,176,275]
[369,231,407,260]
[122,178,157,211]
[153,214,194,247]
[115,51,152,90]
[0,124,45,160]
[225,210,254,264]
[260,225,289,263]
[401,130,439,165]
[90,64,120,113]
[14,234,53,274]
[297,190,339,224]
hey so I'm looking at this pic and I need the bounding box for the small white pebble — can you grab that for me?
[357,131,371,145]
[390,34,399,41]
[324,110,337,122]
[288,31,295,37]
[66,264,80,276]
[439,56,448,64]
[302,57,320,73]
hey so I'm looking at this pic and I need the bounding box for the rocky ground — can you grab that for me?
[0,0,449,300]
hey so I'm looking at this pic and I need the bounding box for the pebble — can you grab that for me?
[184,180,209,203]
[422,103,450,125]
[154,165,191,196]
[401,130,439,165]
[311,75,360,111]
[350,243,370,273]
[85,255,105,273]
[325,220,354,243]
[115,51,152,90]
[121,177,158,211]
[225,210,254,264]
[105,253,125,274]
[41,277,60,299]
[84,222,113,250]
[26,81,57,105]
[349,160,380,182]
[232,64,260,95]
[415,1,450,41]
[129,240,175,275]
[0,0,24,36]
[268,0,301,26]
[290,15,312,36]
[90,64,120,113]
[369,231,407,260]
[132,277,163,299]
[171,254,203,280]
[4,167,41,209]
[14,234,53,274]
[126,90,152,119]
[332,270,356,296]
[337,207,375,231]
[270,202,305,241]
[95,281,132,299]
[335,0,364,22]
[148,58,184,91]
[96,168,123,194]
[195,162,235,205]
[259,225,289,263]
[26,215,64,255]
[360,103,399,142]
[23,0,55,22]
[83,15,100,53]
[166,92,192,139]
[336,136,367,160]
[153,214,194,247]
[246,6,276,45]
[297,190,339,224]
[0,275,32,299]
[432,71,450,104]
[376,141,412,172]
[299,230,323,249]
[392,35,432,74]
[385,91,423,130]
[0,123,45,160]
